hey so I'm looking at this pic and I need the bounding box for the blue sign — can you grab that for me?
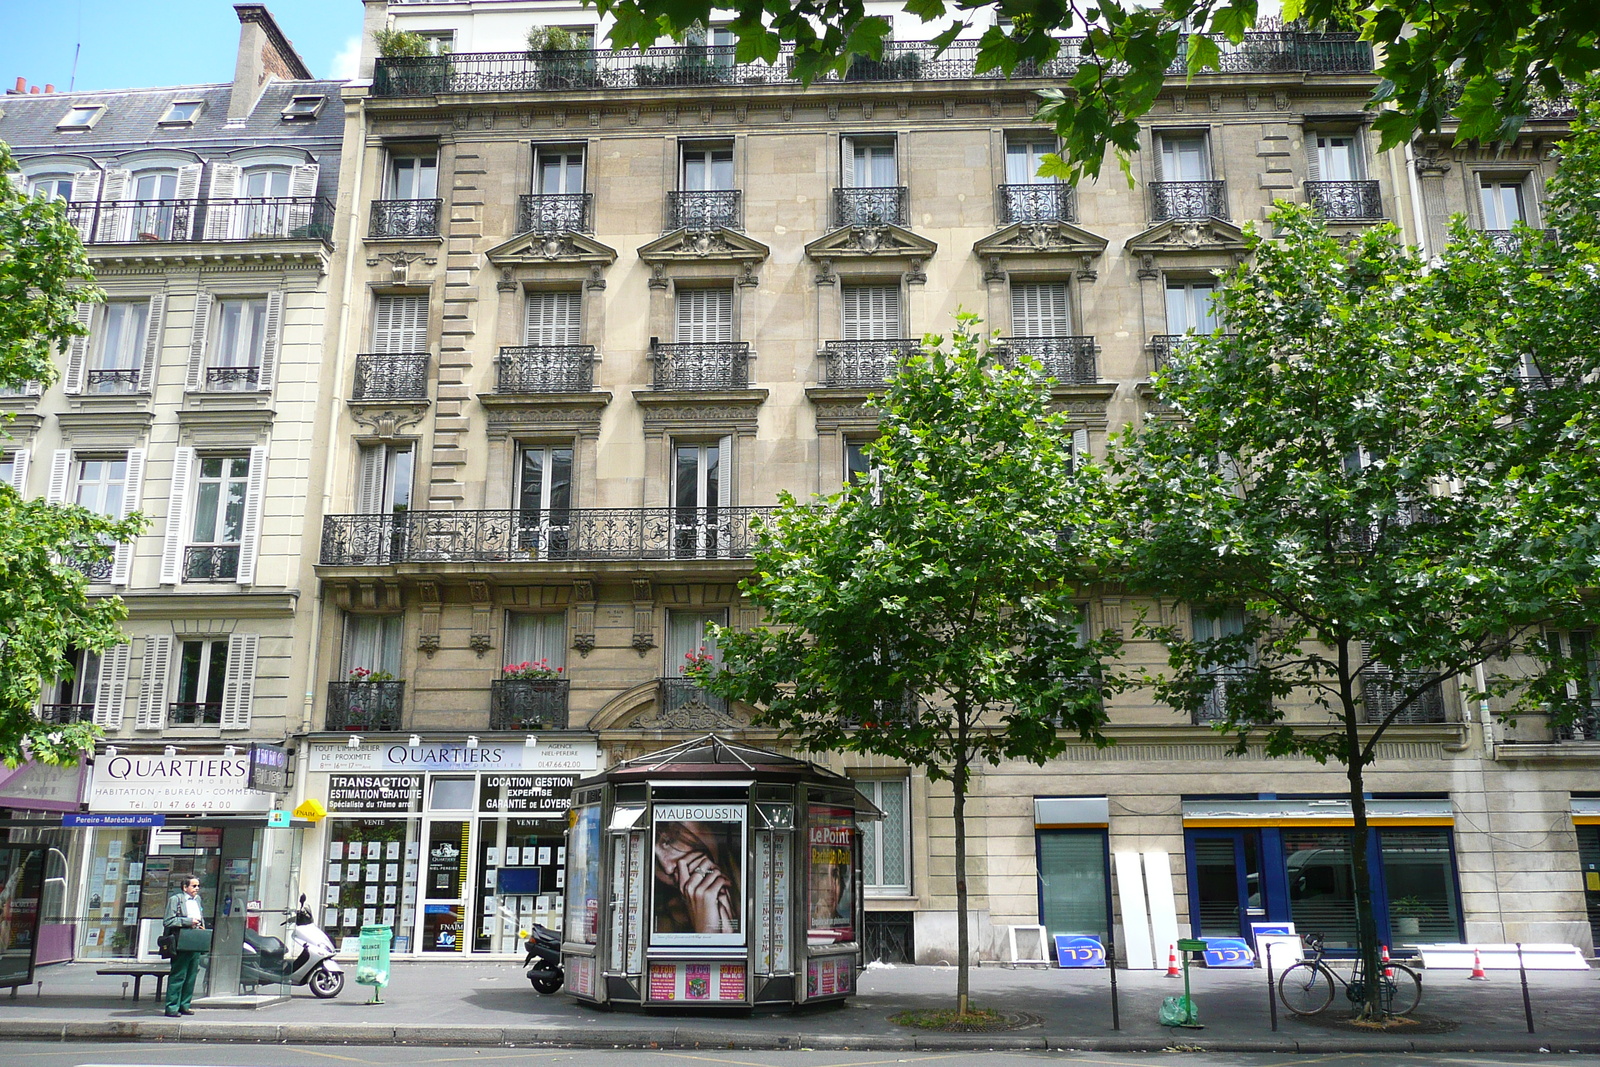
[266,809,291,828]
[1054,934,1107,968]
[63,813,164,827]
[1202,937,1255,968]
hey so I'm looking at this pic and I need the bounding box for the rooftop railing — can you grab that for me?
[65,197,335,245]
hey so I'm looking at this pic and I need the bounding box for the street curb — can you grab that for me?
[1,1019,1597,1052]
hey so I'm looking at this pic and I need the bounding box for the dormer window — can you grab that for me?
[281,95,326,121]
[58,104,104,129]
[161,100,204,125]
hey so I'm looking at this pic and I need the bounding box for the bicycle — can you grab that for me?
[1276,933,1422,1016]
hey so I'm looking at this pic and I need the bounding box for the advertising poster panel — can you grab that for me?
[564,804,602,945]
[0,846,45,988]
[807,805,855,945]
[651,803,745,946]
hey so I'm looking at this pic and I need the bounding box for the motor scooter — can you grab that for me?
[522,923,563,994]
[241,893,345,998]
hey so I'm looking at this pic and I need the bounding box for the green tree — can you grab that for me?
[1098,196,1598,1017]
[584,0,1595,178]
[690,316,1121,1016]
[0,144,139,766]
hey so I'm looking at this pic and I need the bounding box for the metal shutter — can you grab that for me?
[841,284,901,341]
[372,295,428,354]
[524,291,581,345]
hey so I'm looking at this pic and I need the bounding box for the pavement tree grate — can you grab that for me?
[889,1009,1044,1032]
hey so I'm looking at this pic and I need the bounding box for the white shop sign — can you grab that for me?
[308,740,598,774]
[88,753,274,813]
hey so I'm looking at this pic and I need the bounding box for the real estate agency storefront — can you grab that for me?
[298,736,598,956]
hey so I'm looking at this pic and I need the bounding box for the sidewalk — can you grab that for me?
[0,958,1594,1052]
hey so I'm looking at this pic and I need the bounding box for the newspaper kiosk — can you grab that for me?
[561,735,876,1010]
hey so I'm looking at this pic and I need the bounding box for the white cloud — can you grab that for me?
[329,35,362,81]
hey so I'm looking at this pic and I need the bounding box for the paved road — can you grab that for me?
[6,1046,1600,1067]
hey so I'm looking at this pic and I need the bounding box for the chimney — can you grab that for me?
[359,0,387,81]
[45,84,55,93]
[12,77,23,94]
[29,86,39,94]
[228,4,314,121]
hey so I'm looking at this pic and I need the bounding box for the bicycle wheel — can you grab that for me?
[1278,961,1335,1015]
[1386,963,1422,1016]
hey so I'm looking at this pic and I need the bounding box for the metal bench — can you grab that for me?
[96,962,171,1002]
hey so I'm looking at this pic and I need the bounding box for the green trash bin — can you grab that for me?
[356,925,392,1004]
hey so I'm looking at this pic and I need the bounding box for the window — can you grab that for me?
[1037,829,1109,943]
[675,288,734,343]
[206,298,267,390]
[344,614,403,677]
[841,137,897,188]
[28,174,75,201]
[47,648,100,717]
[1011,282,1071,337]
[858,779,910,895]
[281,95,326,120]
[672,439,731,557]
[171,639,228,725]
[88,300,150,393]
[58,105,104,129]
[372,294,428,354]
[160,100,203,125]
[841,284,901,340]
[389,153,438,200]
[357,444,414,515]
[665,610,725,675]
[1191,605,1248,723]
[242,166,290,198]
[74,457,127,517]
[1157,133,1210,181]
[1165,280,1219,335]
[1308,133,1363,181]
[517,444,573,555]
[524,291,581,346]
[844,439,873,486]
[416,31,455,55]
[681,144,734,192]
[1480,175,1529,230]
[505,612,566,672]
[536,146,585,194]
[1005,135,1057,185]
[1546,630,1599,740]
[132,169,178,202]
[185,455,250,582]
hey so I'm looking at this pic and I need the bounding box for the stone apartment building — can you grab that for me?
[298,0,1598,968]
[0,6,346,971]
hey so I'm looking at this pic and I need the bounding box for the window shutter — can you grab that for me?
[137,293,165,392]
[186,291,212,388]
[289,162,320,198]
[64,302,94,394]
[110,447,145,586]
[68,170,103,240]
[356,445,386,515]
[9,449,29,495]
[233,445,269,585]
[525,291,581,345]
[93,642,131,729]
[1154,135,1167,183]
[675,289,734,344]
[257,290,285,389]
[45,449,71,504]
[94,168,132,242]
[160,446,196,583]
[373,294,427,353]
[1010,282,1070,337]
[203,163,242,240]
[1306,136,1322,182]
[174,163,203,237]
[717,436,732,509]
[135,634,173,730]
[220,632,259,729]
[840,136,856,188]
[1069,428,1090,471]
[843,285,900,340]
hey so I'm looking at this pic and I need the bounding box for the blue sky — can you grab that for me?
[0,0,365,93]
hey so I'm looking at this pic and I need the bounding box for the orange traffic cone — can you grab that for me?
[1469,946,1490,980]
[1381,943,1393,979]
[1164,943,1182,978]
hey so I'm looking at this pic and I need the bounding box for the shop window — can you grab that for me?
[323,820,418,954]
[1578,824,1600,953]
[1189,831,1261,938]
[1379,828,1462,949]
[431,777,475,811]
[473,818,568,953]
[856,778,909,895]
[1036,828,1109,943]
[1284,828,1360,949]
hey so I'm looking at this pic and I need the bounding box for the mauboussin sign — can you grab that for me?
[89,752,274,813]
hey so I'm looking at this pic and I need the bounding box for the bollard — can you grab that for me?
[1266,944,1278,1032]
[1106,927,1120,1031]
[1517,942,1534,1033]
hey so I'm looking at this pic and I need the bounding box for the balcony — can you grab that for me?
[1151,181,1229,221]
[822,339,922,387]
[319,507,776,566]
[490,679,570,730]
[659,677,728,718]
[1360,672,1448,724]
[168,701,221,727]
[651,340,750,390]
[1192,671,1263,725]
[372,33,1372,97]
[83,369,142,394]
[1483,228,1557,255]
[496,345,594,393]
[38,703,94,725]
[519,193,593,234]
[997,184,1077,225]
[326,681,405,731]
[183,545,240,583]
[353,353,431,401]
[1150,333,1234,373]
[1554,707,1600,742]
[834,187,908,229]
[666,190,743,231]
[66,197,334,244]
[1306,180,1384,220]
[369,198,442,238]
[995,336,1097,384]
[202,366,261,392]
[68,555,113,583]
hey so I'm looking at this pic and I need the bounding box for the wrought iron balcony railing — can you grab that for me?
[38,703,94,725]
[1554,707,1600,742]
[326,681,405,731]
[1150,333,1237,373]
[372,33,1373,97]
[320,506,776,565]
[202,366,261,391]
[183,545,240,583]
[822,339,922,387]
[997,183,1078,224]
[1306,180,1384,220]
[666,190,743,231]
[68,554,113,583]
[834,187,908,228]
[83,369,142,394]
[496,345,594,393]
[369,198,442,238]
[168,701,222,726]
[1192,670,1265,724]
[651,340,750,390]
[995,336,1098,384]
[66,197,334,244]
[353,353,431,401]
[1483,228,1558,255]
[659,677,729,718]
[1360,672,1448,724]
[519,193,593,234]
[490,679,570,730]
[1151,180,1229,221]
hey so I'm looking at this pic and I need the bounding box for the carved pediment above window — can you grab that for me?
[1125,217,1250,257]
[804,223,937,263]
[485,230,618,269]
[638,227,770,267]
[973,220,1109,260]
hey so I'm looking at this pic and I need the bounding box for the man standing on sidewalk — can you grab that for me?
[163,877,206,1017]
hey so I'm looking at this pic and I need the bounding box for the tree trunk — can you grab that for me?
[954,700,971,1016]
[1341,658,1383,1020]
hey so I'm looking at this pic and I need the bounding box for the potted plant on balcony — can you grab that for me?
[1390,896,1434,936]
[502,660,564,728]
[635,22,732,87]
[527,25,600,90]
[374,28,453,96]
[845,46,923,81]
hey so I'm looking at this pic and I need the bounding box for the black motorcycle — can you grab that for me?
[522,924,563,994]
